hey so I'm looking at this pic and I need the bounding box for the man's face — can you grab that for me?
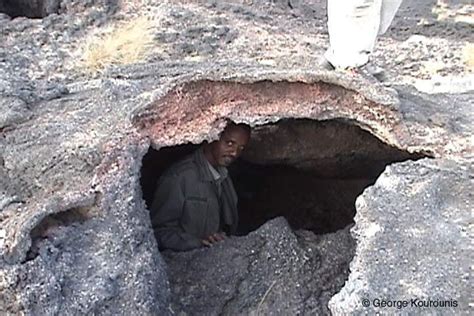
[210,126,250,167]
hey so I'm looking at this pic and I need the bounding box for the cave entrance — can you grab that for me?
[0,0,59,19]
[140,118,424,236]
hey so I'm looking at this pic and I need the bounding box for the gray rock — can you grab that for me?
[0,0,471,314]
[0,0,59,18]
[163,217,355,315]
[0,13,11,22]
[1,142,171,315]
[0,96,31,128]
[329,158,472,315]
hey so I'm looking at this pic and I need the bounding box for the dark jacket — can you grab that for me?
[150,148,238,251]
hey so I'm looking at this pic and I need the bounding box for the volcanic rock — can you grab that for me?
[0,0,472,314]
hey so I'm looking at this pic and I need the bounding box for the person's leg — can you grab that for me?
[378,0,403,34]
[325,0,383,69]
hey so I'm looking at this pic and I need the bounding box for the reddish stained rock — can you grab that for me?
[136,80,406,150]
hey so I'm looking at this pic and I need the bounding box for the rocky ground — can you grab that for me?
[164,217,355,315]
[330,158,471,315]
[0,0,472,315]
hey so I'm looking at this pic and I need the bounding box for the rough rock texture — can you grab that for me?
[0,0,472,314]
[1,137,170,314]
[231,119,424,235]
[329,158,472,315]
[242,119,422,178]
[163,217,355,315]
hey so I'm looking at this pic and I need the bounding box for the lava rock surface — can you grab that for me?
[0,0,472,314]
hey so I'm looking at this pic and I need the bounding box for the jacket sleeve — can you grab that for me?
[150,174,203,251]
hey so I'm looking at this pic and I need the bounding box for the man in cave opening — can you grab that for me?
[150,122,251,251]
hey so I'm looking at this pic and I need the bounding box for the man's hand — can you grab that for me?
[201,232,227,247]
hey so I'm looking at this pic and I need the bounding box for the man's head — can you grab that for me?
[204,122,251,167]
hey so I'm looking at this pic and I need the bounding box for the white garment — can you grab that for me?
[324,0,403,69]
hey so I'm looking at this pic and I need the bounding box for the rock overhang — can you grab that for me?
[0,69,470,314]
[0,73,429,265]
[133,77,406,147]
[0,0,472,313]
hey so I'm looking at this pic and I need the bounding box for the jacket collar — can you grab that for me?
[193,147,217,182]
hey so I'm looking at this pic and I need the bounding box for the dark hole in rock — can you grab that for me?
[0,0,59,18]
[139,118,427,313]
[25,206,91,262]
[140,118,425,235]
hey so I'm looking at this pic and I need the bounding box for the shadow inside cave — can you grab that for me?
[139,118,427,314]
[140,118,426,237]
